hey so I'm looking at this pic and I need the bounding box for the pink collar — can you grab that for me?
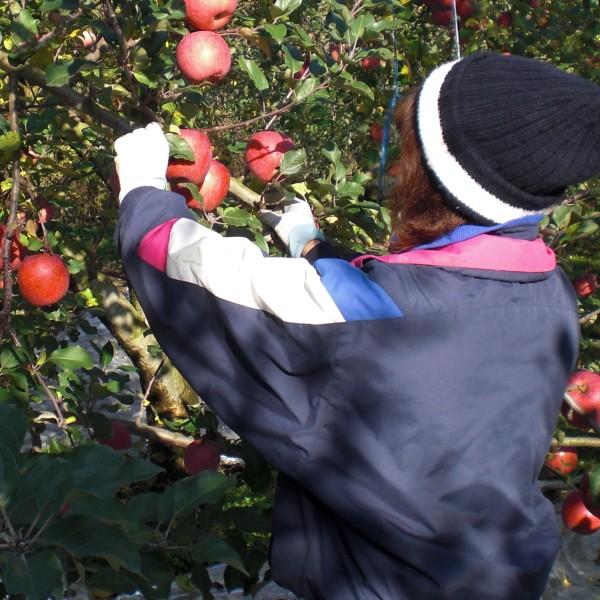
[350,235,556,272]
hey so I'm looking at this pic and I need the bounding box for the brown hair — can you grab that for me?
[388,89,467,251]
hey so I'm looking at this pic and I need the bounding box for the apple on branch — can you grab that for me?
[184,439,221,474]
[561,490,600,535]
[244,131,295,183]
[167,129,213,185]
[98,421,132,451]
[544,446,578,476]
[572,273,598,298]
[184,0,238,31]
[361,56,381,70]
[175,159,231,213]
[17,254,70,307]
[0,223,27,271]
[564,370,600,427]
[176,31,232,83]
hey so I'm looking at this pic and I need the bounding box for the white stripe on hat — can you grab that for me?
[417,60,540,224]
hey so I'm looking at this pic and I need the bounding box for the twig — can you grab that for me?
[114,417,193,448]
[204,81,329,133]
[551,436,600,448]
[0,73,21,342]
[10,331,65,427]
[580,308,600,324]
[136,357,165,426]
[102,0,157,123]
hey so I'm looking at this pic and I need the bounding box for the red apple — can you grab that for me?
[565,370,600,425]
[17,254,69,306]
[184,0,237,31]
[245,130,294,183]
[176,31,232,83]
[431,10,452,26]
[0,224,27,271]
[561,401,591,430]
[361,56,381,70]
[457,0,474,19]
[166,129,213,185]
[98,420,132,451]
[177,160,230,212]
[544,446,578,476]
[572,273,598,298]
[184,439,220,474]
[329,43,341,63]
[370,123,384,144]
[561,491,600,535]
[497,11,512,27]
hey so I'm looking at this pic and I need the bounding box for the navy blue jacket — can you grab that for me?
[117,188,579,600]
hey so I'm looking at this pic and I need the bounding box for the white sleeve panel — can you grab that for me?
[166,219,345,325]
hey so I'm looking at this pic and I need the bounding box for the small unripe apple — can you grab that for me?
[98,420,132,451]
[572,273,598,298]
[497,11,512,27]
[177,159,230,212]
[17,254,69,306]
[565,370,600,426]
[184,0,237,31]
[544,446,578,475]
[166,129,213,185]
[245,130,294,183]
[176,31,232,83]
[361,55,381,70]
[184,439,220,474]
[562,491,600,535]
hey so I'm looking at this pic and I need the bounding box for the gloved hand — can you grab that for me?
[114,122,169,203]
[260,197,325,258]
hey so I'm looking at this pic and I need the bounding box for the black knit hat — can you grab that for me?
[415,52,600,224]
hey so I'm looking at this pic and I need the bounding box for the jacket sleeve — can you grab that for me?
[116,187,401,474]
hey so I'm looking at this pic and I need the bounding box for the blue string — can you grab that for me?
[378,2,402,202]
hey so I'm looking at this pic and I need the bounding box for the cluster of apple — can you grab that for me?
[544,370,600,535]
[175,0,237,84]
[424,0,475,27]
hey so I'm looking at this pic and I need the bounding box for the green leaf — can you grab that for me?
[0,404,27,455]
[322,142,346,182]
[337,181,365,198]
[157,471,233,523]
[45,60,96,87]
[0,132,21,155]
[192,534,248,575]
[127,492,160,522]
[343,79,374,101]
[40,515,141,574]
[296,77,319,101]
[40,0,78,12]
[262,24,287,43]
[552,205,574,228]
[132,70,159,88]
[279,148,307,176]
[99,341,114,369]
[238,57,269,92]
[3,550,64,600]
[272,0,302,17]
[48,345,94,370]
[11,10,38,44]
[166,133,195,161]
[588,464,600,505]
[0,443,18,508]
[222,206,253,227]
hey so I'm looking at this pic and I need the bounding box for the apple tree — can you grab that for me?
[0,0,599,596]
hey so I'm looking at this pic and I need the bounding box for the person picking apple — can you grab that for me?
[114,53,600,600]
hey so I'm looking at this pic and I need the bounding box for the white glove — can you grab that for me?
[114,122,169,202]
[260,197,324,258]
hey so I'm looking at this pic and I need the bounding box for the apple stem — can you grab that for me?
[136,357,165,426]
[564,391,600,435]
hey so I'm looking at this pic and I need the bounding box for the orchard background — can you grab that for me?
[0,0,600,597]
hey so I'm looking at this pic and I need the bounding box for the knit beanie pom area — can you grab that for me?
[416,52,600,225]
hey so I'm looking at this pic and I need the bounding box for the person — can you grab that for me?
[114,52,600,600]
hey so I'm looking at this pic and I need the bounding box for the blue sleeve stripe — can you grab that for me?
[313,258,403,321]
